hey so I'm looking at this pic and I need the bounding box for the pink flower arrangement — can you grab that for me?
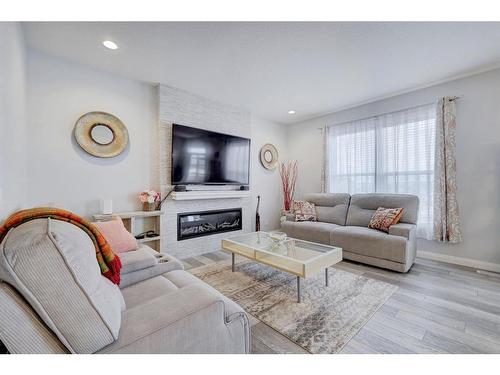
[139,190,160,204]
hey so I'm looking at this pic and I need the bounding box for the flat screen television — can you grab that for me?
[171,124,251,185]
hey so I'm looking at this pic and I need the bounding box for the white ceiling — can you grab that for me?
[22,22,500,124]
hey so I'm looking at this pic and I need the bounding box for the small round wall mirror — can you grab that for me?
[264,150,273,163]
[260,143,279,170]
[74,112,129,158]
[90,124,115,145]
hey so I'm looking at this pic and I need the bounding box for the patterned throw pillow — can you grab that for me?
[368,207,404,233]
[293,200,317,222]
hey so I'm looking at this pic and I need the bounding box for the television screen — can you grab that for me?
[171,124,250,185]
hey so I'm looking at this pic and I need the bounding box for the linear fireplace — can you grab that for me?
[177,208,242,241]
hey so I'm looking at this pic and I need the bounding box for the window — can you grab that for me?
[327,103,436,239]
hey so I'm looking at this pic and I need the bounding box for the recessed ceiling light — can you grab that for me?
[288,110,296,115]
[102,40,118,50]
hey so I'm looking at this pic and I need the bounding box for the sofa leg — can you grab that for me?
[232,253,235,272]
[325,268,329,286]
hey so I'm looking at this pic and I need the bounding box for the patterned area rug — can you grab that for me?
[190,259,397,354]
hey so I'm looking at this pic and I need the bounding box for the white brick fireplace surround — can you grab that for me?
[158,85,252,259]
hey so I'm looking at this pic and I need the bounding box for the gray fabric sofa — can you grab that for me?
[0,218,250,354]
[281,193,419,273]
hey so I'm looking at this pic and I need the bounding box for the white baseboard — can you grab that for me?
[417,250,500,273]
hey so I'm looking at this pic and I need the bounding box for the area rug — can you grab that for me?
[190,259,397,354]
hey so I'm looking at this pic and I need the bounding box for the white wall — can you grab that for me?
[0,23,28,221]
[250,115,288,231]
[287,68,500,269]
[26,50,157,217]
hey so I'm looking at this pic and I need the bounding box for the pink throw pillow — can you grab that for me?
[92,216,138,254]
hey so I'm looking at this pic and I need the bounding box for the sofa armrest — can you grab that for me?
[388,223,416,240]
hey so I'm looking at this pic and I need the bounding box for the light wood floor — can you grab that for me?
[182,250,500,354]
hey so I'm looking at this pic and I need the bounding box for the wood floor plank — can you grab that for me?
[422,331,480,354]
[411,262,451,277]
[416,258,477,274]
[181,260,193,270]
[363,319,441,353]
[371,309,427,340]
[354,328,414,354]
[195,255,218,265]
[216,250,231,259]
[385,297,467,331]
[340,339,380,354]
[251,335,276,354]
[376,304,399,318]
[202,252,222,262]
[396,310,500,353]
[338,344,364,354]
[182,257,206,269]
[422,293,500,326]
[251,322,309,354]
[366,270,500,316]
[465,321,500,345]
[363,268,479,298]
[391,292,479,326]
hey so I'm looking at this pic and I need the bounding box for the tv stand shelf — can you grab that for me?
[170,190,251,201]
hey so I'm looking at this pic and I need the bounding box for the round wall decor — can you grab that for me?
[259,143,279,170]
[74,111,129,158]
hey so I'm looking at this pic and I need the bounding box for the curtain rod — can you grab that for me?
[317,95,462,130]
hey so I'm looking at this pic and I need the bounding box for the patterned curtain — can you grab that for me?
[433,97,463,243]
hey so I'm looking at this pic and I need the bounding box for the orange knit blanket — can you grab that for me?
[0,208,122,285]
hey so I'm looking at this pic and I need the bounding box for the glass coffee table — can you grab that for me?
[222,231,342,303]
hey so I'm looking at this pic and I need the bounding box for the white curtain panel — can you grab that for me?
[328,103,436,239]
[321,125,329,193]
[433,97,463,243]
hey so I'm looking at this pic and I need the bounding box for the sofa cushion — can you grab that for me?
[304,193,350,225]
[121,271,240,320]
[121,274,179,309]
[0,218,124,353]
[92,217,138,254]
[347,194,419,227]
[281,221,339,245]
[331,226,408,263]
